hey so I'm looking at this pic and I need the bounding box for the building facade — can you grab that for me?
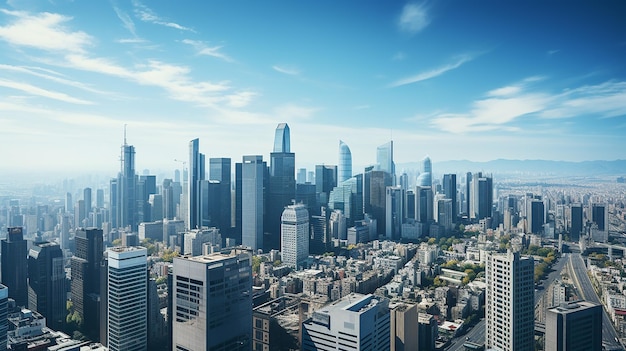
[280,204,309,269]
[107,247,147,351]
[172,249,252,351]
[27,242,66,331]
[242,155,265,252]
[545,301,602,351]
[301,293,390,351]
[485,251,534,351]
[1,227,27,307]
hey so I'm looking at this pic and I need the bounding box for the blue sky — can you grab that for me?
[0,0,625,175]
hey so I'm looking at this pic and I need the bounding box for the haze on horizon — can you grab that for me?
[0,1,625,175]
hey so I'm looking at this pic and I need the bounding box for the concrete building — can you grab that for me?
[301,293,390,351]
[545,301,602,351]
[390,302,418,351]
[280,204,309,269]
[172,249,252,351]
[107,247,147,351]
[485,251,534,351]
[242,155,265,252]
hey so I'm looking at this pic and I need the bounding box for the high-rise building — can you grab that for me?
[415,186,433,224]
[570,204,583,241]
[71,228,103,340]
[338,140,352,183]
[83,187,92,224]
[418,313,437,351]
[545,301,602,351]
[591,203,608,232]
[268,123,296,251]
[365,170,393,235]
[301,293,390,351]
[187,138,205,230]
[385,186,404,240]
[209,157,232,235]
[442,174,457,221]
[529,199,545,235]
[172,249,252,351]
[242,155,265,252]
[376,140,394,178]
[280,204,309,269]
[1,227,28,307]
[118,134,137,230]
[485,251,534,351]
[0,284,7,351]
[416,156,432,187]
[27,242,66,331]
[107,246,147,351]
[297,168,307,184]
[315,165,338,210]
[390,302,418,351]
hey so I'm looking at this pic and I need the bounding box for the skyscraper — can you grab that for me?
[187,138,205,230]
[365,170,392,235]
[301,293,390,351]
[545,301,602,351]
[386,186,404,240]
[570,204,583,241]
[107,246,147,351]
[442,174,457,221]
[1,227,27,307]
[268,123,296,251]
[71,228,103,340]
[83,187,92,225]
[27,242,66,331]
[376,140,394,177]
[209,157,232,235]
[529,199,545,235]
[417,156,432,187]
[338,140,352,183]
[118,134,137,230]
[242,155,265,252]
[315,164,338,210]
[172,249,252,351]
[0,284,7,351]
[280,204,309,269]
[485,251,534,351]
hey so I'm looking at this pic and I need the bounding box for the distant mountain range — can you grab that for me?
[396,159,626,176]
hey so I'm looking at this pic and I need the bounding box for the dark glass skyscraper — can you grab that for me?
[71,228,104,340]
[28,241,66,331]
[267,123,295,251]
[364,170,392,235]
[1,227,28,307]
[242,156,265,252]
[209,157,232,235]
[570,204,583,241]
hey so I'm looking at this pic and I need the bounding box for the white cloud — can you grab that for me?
[181,39,232,62]
[0,78,93,104]
[397,3,430,35]
[272,65,300,76]
[132,0,194,32]
[0,9,92,53]
[429,78,626,133]
[389,54,475,87]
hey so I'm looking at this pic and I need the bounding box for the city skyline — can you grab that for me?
[1,1,625,174]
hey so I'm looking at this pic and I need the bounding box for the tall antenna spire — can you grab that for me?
[124,124,127,146]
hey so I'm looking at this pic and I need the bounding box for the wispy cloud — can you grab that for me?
[0,78,93,104]
[397,3,430,35]
[132,0,194,32]
[389,54,475,87]
[272,65,300,76]
[392,52,406,61]
[181,39,232,62]
[274,103,320,120]
[0,64,114,96]
[0,9,255,108]
[113,6,137,37]
[0,9,92,53]
[428,78,626,133]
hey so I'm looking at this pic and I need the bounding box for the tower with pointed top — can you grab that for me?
[267,123,295,251]
[115,127,137,230]
[187,138,205,230]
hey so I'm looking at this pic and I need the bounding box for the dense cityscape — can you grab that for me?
[0,122,625,351]
[1,1,626,351]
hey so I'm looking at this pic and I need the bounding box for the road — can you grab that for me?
[569,253,624,351]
